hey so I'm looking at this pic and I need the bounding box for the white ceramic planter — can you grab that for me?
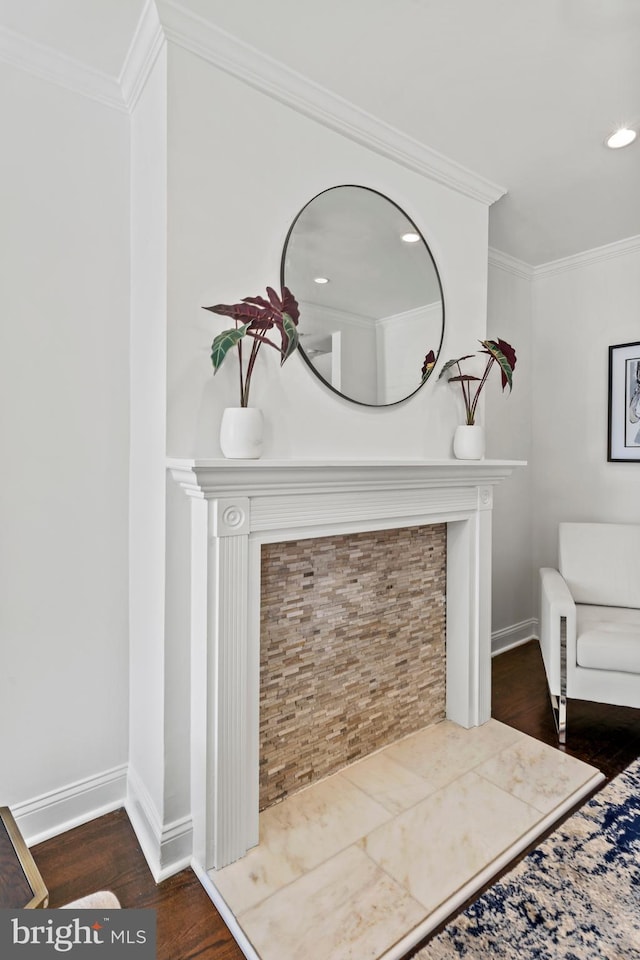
[219,407,264,459]
[453,424,485,460]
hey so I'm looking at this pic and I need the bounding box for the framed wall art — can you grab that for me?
[608,340,640,462]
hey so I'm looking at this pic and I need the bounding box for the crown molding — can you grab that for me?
[489,234,640,281]
[300,300,373,331]
[119,0,166,112]
[0,23,127,111]
[0,1,164,115]
[488,248,535,281]
[377,301,442,328]
[533,233,640,279]
[155,0,505,206]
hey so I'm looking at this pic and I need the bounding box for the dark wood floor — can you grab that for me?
[31,640,640,959]
[33,811,244,960]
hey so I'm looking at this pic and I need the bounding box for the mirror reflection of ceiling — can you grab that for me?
[284,187,442,319]
[282,186,444,407]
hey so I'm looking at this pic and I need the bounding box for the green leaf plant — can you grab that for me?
[203,286,300,408]
[437,338,517,425]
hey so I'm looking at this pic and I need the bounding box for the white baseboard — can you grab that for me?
[12,765,128,847]
[491,619,538,657]
[11,762,193,881]
[126,765,193,882]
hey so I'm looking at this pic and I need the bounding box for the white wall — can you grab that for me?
[378,302,443,405]
[297,302,378,404]
[531,244,640,578]
[486,259,534,648]
[0,63,130,836]
[165,45,491,461]
[485,241,640,651]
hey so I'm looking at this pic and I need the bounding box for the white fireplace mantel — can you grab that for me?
[168,457,524,871]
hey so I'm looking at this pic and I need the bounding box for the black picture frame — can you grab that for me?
[608,341,640,462]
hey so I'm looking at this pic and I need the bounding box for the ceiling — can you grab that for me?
[1,0,638,266]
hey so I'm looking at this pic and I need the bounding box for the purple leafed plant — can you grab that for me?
[421,349,437,382]
[437,338,517,425]
[203,286,300,407]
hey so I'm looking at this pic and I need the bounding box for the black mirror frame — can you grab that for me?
[280,184,446,407]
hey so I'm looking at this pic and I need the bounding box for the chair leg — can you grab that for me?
[552,615,568,743]
[558,695,567,744]
[559,614,567,744]
[548,615,568,744]
[550,693,567,745]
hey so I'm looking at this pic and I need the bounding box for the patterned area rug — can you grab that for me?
[416,756,640,959]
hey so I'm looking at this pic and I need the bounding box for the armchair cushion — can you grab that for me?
[576,604,640,674]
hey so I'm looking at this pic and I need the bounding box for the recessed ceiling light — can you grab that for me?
[605,127,637,149]
[401,232,421,243]
[313,276,330,284]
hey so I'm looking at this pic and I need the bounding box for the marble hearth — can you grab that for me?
[168,458,524,872]
[203,720,602,960]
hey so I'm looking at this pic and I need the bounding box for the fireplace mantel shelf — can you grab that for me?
[168,457,525,499]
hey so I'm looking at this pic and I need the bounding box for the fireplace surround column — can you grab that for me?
[169,459,523,870]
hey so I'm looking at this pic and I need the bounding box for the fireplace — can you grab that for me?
[169,458,521,870]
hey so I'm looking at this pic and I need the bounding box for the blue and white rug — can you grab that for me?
[417,756,640,959]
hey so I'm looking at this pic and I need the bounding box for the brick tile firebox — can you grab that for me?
[259,524,446,809]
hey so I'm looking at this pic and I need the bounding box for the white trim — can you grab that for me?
[0,1,164,114]
[126,765,193,882]
[126,766,162,878]
[156,815,193,881]
[488,248,535,281]
[12,765,127,847]
[299,300,373,332]
[156,0,505,206]
[491,619,538,657]
[0,24,126,111]
[534,233,640,279]
[119,0,166,112]
[377,301,442,328]
[490,235,640,280]
[167,458,525,499]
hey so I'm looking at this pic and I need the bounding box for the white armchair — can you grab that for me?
[539,522,640,742]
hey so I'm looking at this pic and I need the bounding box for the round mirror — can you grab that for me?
[281,185,445,406]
